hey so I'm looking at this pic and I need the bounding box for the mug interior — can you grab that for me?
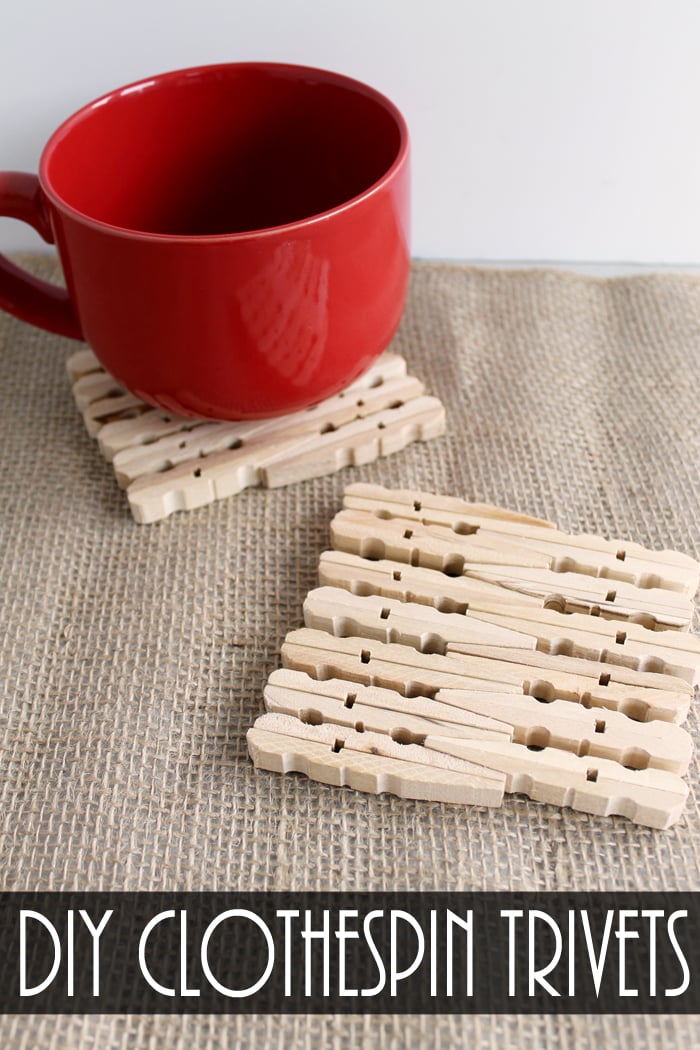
[42,64,405,237]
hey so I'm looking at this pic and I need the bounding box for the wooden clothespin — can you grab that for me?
[343,481,556,528]
[247,710,688,829]
[303,585,539,653]
[331,509,554,570]
[281,628,691,723]
[318,548,542,613]
[263,668,693,774]
[66,348,101,384]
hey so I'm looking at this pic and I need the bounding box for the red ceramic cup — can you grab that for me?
[0,63,410,419]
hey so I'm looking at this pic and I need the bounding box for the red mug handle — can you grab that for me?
[0,171,82,339]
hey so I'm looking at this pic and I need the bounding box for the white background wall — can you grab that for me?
[2,0,700,262]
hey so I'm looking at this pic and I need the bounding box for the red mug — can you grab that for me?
[0,63,410,419]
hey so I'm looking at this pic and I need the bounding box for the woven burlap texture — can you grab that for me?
[0,255,698,1048]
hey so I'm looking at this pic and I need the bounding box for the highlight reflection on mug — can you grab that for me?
[235,244,330,388]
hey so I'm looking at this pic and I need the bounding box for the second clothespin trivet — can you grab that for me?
[248,482,699,829]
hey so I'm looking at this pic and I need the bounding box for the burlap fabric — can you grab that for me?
[1,255,698,1048]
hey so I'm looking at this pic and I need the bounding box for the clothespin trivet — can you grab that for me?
[248,483,700,829]
[67,351,446,523]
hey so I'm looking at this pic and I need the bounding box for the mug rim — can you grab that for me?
[38,61,409,244]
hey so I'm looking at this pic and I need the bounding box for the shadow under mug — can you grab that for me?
[0,62,410,419]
